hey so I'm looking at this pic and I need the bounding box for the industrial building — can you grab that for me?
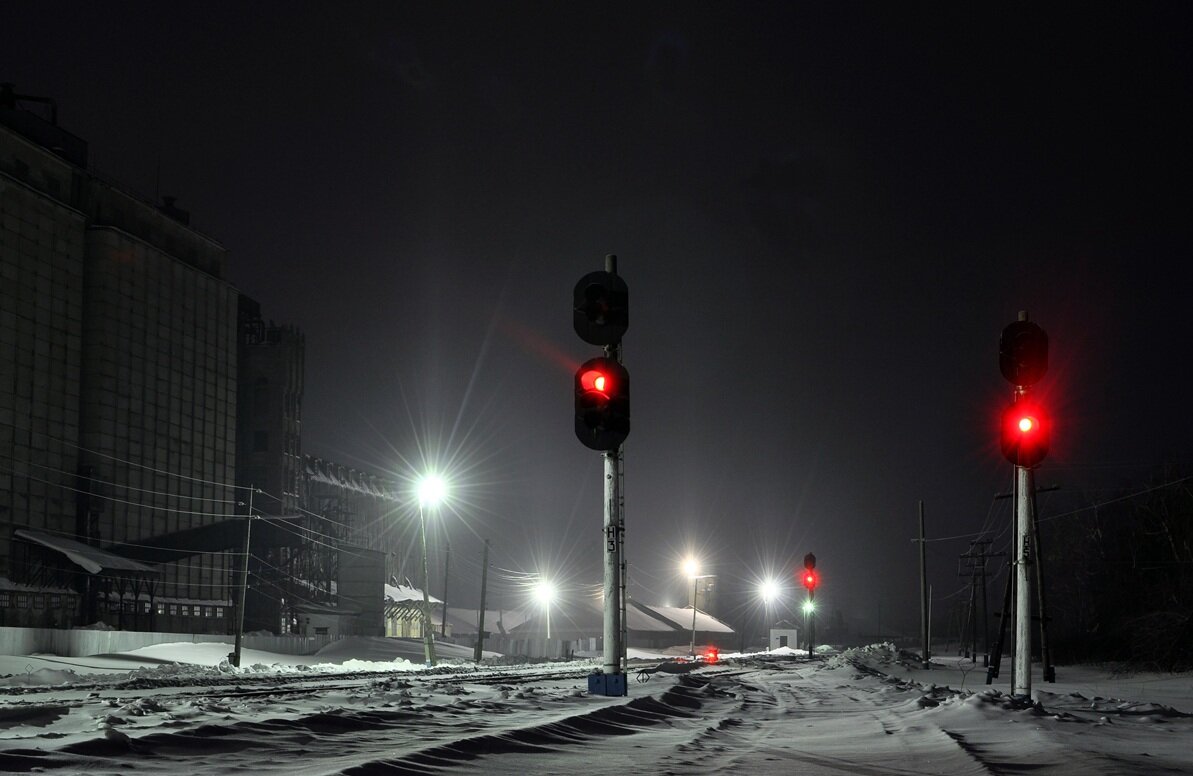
[0,86,394,638]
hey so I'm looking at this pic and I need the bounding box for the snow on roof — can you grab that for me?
[636,603,736,633]
[14,529,157,575]
[304,456,400,501]
[508,598,682,636]
[385,583,442,605]
[445,607,530,633]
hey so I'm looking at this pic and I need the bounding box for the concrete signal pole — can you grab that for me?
[998,310,1050,703]
[573,254,631,697]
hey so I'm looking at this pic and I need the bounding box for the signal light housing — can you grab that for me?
[1001,398,1050,467]
[573,271,629,346]
[999,319,1048,387]
[574,357,630,451]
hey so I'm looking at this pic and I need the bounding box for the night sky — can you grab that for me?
[5,3,1192,636]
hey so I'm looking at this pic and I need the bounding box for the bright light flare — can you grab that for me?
[758,578,781,604]
[416,473,448,507]
[683,557,699,578]
[534,580,556,605]
[579,369,610,395]
[1018,416,1035,433]
[802,600,815,615]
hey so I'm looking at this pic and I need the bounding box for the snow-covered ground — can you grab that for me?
[1,640,1189,774]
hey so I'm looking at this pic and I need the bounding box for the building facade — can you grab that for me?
[1,90,238,631]
[2,91,401,637]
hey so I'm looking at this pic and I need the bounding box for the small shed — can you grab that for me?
[770,619,800,650]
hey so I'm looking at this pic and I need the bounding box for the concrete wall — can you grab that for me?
[0,626,339,657]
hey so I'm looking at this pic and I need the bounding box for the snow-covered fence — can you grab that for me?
[242,633,340,656]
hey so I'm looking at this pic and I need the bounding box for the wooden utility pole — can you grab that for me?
[961,539,1004,666]
[231,486,256,668]
[918,501,930,669]
[441,540,450,637]
[474,539,490,662]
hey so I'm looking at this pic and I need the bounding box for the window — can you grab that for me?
[142,601,152,614]
[215,606,225,618]
[192,605,202,617]
[49,595,61,608]
[0,592,9,608]
[203,606,213,618]
[168,603,178,616]
[156,602,165,615]
[33,595,45,610]
[314,626,329,636]
[16,593,29,608]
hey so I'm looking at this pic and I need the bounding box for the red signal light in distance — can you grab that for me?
[1018,416,1035,433]
[801,570,818,591]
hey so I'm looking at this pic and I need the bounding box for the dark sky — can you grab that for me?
[6,3,1192,635]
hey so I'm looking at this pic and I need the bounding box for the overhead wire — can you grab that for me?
[2,422,250,491]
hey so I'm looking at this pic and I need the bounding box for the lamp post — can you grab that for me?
[683,558,715,659]
[534,579,556,646]
[802,598,816,656]
[417,474,447,668]
[759,578,780,652]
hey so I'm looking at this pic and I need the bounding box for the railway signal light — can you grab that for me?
[1001,398,1050,467]
[999,317,1048,387]
[573,270,629,346]
[574,357,630,451]
[801,569,818,591]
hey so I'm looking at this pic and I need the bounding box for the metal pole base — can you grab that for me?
[588,673,627,696]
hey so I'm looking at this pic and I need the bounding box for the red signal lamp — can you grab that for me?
[704,647,720,664]
[1001,398,1050,468]
[801,570,818,591]
[574,357,630,451]
[579,368,610,396]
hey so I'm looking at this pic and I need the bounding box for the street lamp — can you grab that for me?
[759,578,781,652]
[534,579,556,641]
[683,558,714,659]
[417,473,448,668]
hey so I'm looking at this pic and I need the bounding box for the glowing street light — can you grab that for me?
[759,578,781,605]
[683,557,714,658]
[759,578,781,652]
[534,579,556,640]
[416,473,448,667]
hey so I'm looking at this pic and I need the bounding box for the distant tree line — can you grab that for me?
[1042,465,1193,671]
